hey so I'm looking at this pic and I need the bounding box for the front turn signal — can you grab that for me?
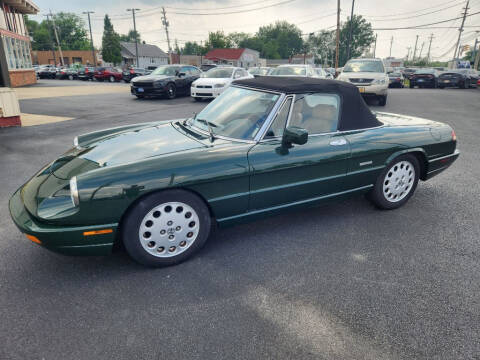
[26,234,41,244]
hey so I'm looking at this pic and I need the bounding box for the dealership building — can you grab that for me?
[0,0,39,87]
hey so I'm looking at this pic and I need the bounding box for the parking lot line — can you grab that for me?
[20,113,74,126]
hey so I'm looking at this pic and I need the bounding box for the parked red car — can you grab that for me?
[477,78,480,87]
[94,67,123,82]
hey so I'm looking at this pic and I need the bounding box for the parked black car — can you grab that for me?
[409,69,439,88]
[55,67,79,80]
[131,65,201,99]
[38,66,57,79]
[402,68,417,80]
[122,67,148,82]
[388,72,404,88]
[77,66,95,81]
[456,69,478,88]
[438,70,470,89]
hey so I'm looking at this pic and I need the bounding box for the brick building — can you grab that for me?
[0,0,39,87]
[32,50,101,66]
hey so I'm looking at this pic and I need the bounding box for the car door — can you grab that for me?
[248,93,350,211]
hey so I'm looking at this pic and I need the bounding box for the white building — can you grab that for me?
[120,42,169,69]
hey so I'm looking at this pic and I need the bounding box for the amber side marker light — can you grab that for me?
[83,229,113,236]
[26,234,41,244]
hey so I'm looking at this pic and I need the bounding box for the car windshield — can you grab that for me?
[202,68,234,78]
[189,86,280,140]
[151,66,179,76]
[269,66,306,76]
[389,72,402,77]
[343,60,384,73]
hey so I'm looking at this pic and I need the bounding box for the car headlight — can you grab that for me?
[372,78,387,85]
[70,176,79,207]
[214,83,226,88]
[73,136,78,147]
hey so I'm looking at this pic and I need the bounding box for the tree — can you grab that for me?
[101,15,121,65]
[119,29,141,43]
[181,41,206,55]
[174,39,181,54]
[25,13,90,51]
[305,30,335,65]
[204,31,233,49]
[257,21,303,58]
[339,15,375,66]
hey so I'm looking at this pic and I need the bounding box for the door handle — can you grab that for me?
[329,139,347,146]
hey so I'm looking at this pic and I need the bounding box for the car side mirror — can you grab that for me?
[178,72,186,77]
[282,126,308,146]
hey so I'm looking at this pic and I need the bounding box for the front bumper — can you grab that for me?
[131,85,166,96]
[439,79,462,87]
[191,86,224,98]
[9,188,117,256]
[352,83,388,96]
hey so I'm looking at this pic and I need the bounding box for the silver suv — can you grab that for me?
[337,58,389,106]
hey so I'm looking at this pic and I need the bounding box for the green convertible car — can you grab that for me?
[9,77,459,267]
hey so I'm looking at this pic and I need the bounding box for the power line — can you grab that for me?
[167,0,297,16]
[372,10,480,30]
[364,0,466,19]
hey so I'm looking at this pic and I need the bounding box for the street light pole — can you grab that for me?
[83,11,96,68]
[335,0,341,70]
[127,8,140,67]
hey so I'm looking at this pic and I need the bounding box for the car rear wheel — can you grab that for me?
[368,154,419,210]
[166,83,177,99]
[122,190,212,267]
[109,75,115,83]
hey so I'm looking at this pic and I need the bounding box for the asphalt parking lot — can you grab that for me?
[1,80,479,359]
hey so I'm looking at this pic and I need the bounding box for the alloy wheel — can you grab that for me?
[382,160,415,203]
[138,202,200,258]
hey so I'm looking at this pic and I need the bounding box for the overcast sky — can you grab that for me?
[31,0,480,61]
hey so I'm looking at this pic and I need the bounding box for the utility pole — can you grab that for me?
[412,35,419,62]
[373,33,377,57]
[472,37,478,62]
[335,0,340,70]
[453,0,469,60]
[346,0,355,61]
[161,7,172,64]
[127,8,140,67]
[47,11,64,66]
[419,42,425,59]
[83,11,97,68]
[43,14,56,65]
[406,47,411,61]
[426,33,434,64]
[389,36,394,57]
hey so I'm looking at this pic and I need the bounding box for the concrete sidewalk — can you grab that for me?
[15,83,129,100]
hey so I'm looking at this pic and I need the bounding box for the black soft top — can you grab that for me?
[233,76,382,131]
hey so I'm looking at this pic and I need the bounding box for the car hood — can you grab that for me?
[193,77,232,85]
[20,122,207,219]
[132,74,173,83]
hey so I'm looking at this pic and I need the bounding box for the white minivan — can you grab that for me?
[337,58,389,106]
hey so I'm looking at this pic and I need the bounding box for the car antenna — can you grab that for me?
[206,120,215,143]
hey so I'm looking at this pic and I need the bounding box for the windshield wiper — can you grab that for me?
[196,118,216,143]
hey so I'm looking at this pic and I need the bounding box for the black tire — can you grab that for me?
[464,79,470,89]
[165,83,176,99]
[409,83,414,89]
[135,95,144,99]
[378,95,387,106]
[122,190,212,267]
[368,154,420,210]
[68,74,74,80]
[193,97,202,102]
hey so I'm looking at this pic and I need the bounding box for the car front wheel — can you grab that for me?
[368,154,419,210]
[109,76,115,82]
[166,83,176,99]
[122,190,212,267]
[378,95,387,106]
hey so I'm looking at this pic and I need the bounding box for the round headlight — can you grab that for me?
[70,176,79,207]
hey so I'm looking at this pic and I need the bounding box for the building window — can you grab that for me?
[72,57,82,64]
[2,35,33,70]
